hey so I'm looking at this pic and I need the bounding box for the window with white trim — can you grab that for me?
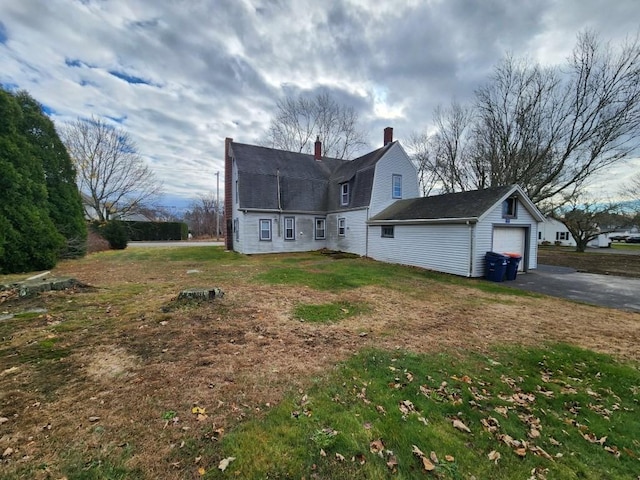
[556,231,569,241]
[259,219,272,241]
[315,218,326,240]
[338,217,346,236]
[284,217,295,240]
[341,183,349,206]
[234,218,239,241]
[381,226,394,238]
[502,197,517,218]
[392,174,402,199]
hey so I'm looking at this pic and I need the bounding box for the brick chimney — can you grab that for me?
[314,136,322,160]
[384,127,393,145]
[224,137,233,250]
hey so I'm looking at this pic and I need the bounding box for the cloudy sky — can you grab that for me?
[1,0,639,210]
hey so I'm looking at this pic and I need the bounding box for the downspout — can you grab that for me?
[276,169,282,237]
[468,221,474,277]
[365,207,369,257]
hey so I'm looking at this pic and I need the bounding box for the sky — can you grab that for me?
[1,0,639,211]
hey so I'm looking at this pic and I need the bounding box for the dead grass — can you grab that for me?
[0,248,638,478]
[538,245,640,277]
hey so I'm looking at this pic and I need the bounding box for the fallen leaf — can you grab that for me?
[2,447,14,458]
[494,406,509,418]
[192,406,206,415]
[88,416,100,422]
[355,453,366,464]
[218,457,235,471]
[376,405,387,415]
[422,457,436,471]
[335,452,345,462]
[549,437,561,446]
[320,449,326,457]
[452,419,471,433]
[430,451,438,464]
[515,447,527,457]
[412,445,425,457]
[198,467,206,475]
[604,445,621,458]
[386,455,398,470]
[488,450,501,463]
[370,439,385,454]
[0,417,8,425]
[445,455,455,462]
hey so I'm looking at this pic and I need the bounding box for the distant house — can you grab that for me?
[224,128,544,277]
[538,217,611,248]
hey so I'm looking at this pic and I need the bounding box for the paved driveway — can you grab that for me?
[510,265,640,313]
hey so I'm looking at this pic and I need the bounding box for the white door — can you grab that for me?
[492,227,526,271]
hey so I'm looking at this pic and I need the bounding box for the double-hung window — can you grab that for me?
[341,183,349,206]
[392,174,402,199]
[259,219,272,241]
[284,217,295,241]
[315,218,326,240]
[338,217,346,236]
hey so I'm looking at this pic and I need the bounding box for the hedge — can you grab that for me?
[124,221,188,241]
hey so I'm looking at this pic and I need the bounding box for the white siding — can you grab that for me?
[474,198,539,276]
[368,223,473,277]
[369,143,420,217]
[327,209,369,256]
[234,212,328,254]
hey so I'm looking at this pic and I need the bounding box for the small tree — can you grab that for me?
[62,116,162,221]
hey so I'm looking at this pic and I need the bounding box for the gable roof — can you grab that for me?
[369,185,545,224]
[231,141,394,212]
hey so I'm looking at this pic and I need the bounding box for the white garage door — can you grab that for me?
[492,227,526,271]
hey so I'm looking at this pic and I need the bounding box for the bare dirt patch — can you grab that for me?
[1,251,638,478]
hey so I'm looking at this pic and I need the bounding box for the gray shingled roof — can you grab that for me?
[369,185,516,221]
[232,141,394,212]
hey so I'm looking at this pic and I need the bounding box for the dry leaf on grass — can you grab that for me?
[429,451,438,464]
[218,457,235,471]
[335,452,345,462]
[197,466,206,475]
[421,457,436,471]
[488,450,501,463]
[445,454,455,462]
[452,419,471,433]
[370,439,385,454]
[386,455,398,470]
[411,445,425,457]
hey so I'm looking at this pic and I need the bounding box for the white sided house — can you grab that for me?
[538,217,611,248]
[224,129,544,278]
[367,185,545,277]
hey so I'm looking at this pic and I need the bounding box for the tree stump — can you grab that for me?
[178,288,224,301]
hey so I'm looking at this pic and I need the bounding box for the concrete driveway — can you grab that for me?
[510,265,640,313]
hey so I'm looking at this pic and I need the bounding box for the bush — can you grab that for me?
[124,221,188,241]
[98,220,128,250]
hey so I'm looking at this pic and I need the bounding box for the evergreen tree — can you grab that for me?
[0,88,64,273]
[14,91,87,258]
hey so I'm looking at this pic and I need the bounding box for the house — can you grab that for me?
[224,128,544,277]
[538,217,611,248]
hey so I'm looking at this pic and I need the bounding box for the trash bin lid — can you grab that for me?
[503,252,522,258]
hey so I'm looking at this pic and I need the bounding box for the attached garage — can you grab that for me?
[367,185,545,278]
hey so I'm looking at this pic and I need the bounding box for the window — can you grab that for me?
[502,197,517,218]
[556,231,569,241]
[381,226,394,238]
[234,218,239,242]
[392,174,402,199]
[538,231,542,240]
[341,183,349,206]
[315,218,326,240]
[235,180,238,204]
[284,217,295,240]
[259,219,272,241]
[338,217,346,236]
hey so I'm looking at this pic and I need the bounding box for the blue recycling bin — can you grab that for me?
[485,252,508,282]
[505,253,522,281]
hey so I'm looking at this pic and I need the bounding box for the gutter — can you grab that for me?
[367,217,479,226]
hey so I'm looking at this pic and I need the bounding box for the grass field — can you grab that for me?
[1,247,639,479]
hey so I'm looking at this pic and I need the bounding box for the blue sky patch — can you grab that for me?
[106,115,127,124]
[41,103,56,116]
[65,58,85,68]
[108,70,151,85]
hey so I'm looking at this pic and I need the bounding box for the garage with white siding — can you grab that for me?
[367,185,544,278]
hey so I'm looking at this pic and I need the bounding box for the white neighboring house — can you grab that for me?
[224,128,544,277]
[538,217,611,248]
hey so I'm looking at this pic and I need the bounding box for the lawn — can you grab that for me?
[1,247,639,479]
[538,245,640,278]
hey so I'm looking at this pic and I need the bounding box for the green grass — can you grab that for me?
[293,301,370,323]
[611,242,640,251]
[218,344,640,479]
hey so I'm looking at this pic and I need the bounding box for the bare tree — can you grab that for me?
[263,92,367,159]
[418,31,640,204]
[61,116,162,221]
[550,193,620,252]
[183,194,223,238]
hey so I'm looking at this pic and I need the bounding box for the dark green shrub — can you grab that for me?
[100,220,128,249]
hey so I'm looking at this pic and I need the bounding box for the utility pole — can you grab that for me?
[215,171,220,241]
